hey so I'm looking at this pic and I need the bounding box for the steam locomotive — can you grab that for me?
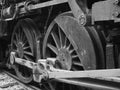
[0,0,120,90]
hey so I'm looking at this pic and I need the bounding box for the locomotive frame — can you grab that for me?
[0,0,120,90]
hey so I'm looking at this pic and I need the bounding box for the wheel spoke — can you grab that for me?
[15,33,19,43]
[24,55,31,60]
[20,30,24,41]
[69,49,75,54]
[13,40,18,47]
[58,26,64,48]
[71,67,77,71]
[73,61,83,67]
[51,32,60,49]
[22,33,27,43]
[67,43,71,50]
[24,51,33,56]
[64,36,67,48]
[72,54,79,59]
[47,43,58,55]
[22,40,28,47]
[23,46,30,50]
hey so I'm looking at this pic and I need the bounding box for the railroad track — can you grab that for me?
[1,66,120,90]
[0,69,41,90]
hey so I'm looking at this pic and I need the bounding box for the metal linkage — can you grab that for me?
[2,0,120,23]
[1,0,87,25]
[18,0,68,14]
[9,52,120,89]
[1,0,69,21]
[10,52,120,78]
[10,52,36,69]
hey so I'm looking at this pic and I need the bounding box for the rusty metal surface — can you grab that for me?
[53,15,96,70]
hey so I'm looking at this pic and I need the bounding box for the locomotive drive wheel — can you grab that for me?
[42,14,104,90]
[11,18,38,83]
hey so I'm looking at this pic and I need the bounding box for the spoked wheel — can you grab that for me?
[43,22,83,71]
[11,18,38,83]
[42,14,98,90]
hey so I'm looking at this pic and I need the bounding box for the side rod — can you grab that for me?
[48,69,120,79]
[10,52,120,89]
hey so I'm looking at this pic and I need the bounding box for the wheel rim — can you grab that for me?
[43,21,83,71]
[43,20,87,90]
[11,19,36,83]
[86,26,105,69]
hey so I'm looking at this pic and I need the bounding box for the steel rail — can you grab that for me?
[4,71,41,90]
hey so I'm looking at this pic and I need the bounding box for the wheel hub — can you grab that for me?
[56,48,72,70]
